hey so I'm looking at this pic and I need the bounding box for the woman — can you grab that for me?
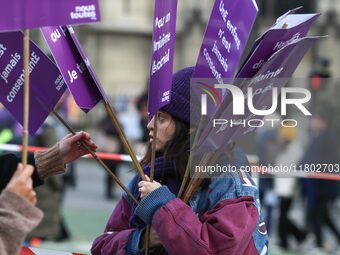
[92,67,269,255]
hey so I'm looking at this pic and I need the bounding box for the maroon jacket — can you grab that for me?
[91,173,267,255]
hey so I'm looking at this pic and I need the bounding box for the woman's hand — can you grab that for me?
[59,131,98,164]
[138,175,162,199]
[5,164,37,205]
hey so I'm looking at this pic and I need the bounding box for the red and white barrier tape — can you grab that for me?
[1,143,339,181]
[21,247,85,255]
[0,143,139,162]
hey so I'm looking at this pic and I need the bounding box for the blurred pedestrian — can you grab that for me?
[301,110,340,251]
[275,127,308,250]
[255,115,283,235]
[28,119,69,241]
[99,114,123,199]
[136,92,149,143]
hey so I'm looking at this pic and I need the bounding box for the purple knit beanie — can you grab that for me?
[161,67,199,125]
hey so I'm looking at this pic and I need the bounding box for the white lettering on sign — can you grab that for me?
[0,44,7,60]
[68,69,78,83]
[161,90,170,103]
[6,52,40,103]
[1,52,21,84]
[70,5,97,20]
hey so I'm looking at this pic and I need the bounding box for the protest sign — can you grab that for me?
[195,36,322,154]
[191,0,258,119]
[237,12,320,78]
[41,26,104,112]
[0,31,66,134]
[148,0,178,118]
[0,0,100,32]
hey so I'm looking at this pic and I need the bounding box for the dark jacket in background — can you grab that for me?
[0,154,43,192]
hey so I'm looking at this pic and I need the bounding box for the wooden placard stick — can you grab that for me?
[104,101,146,181]
[145,111,159,254]
[177,115,206,198]
[21,29,30,166]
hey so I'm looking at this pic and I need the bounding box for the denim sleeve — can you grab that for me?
[135,186,176,224]
[123,175,139,204]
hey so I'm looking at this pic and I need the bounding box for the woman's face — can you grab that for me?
[147,111,176,151]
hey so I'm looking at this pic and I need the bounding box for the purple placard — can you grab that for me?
[193,0,258,81]
[148,0,178,118]
[0,0,101,32]
[249,7,303,51]
[41,26,103,112]
[195,36,321,154]
[275,7,303,26]
[0,31,66,135]
[191,0,258,118]
[237,13,320,78]
[67,26,108,103]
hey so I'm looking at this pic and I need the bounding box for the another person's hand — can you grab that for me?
[141,227,162,248]
[138,175,162,199]
[59,131,98,164]
[5,164,37,205]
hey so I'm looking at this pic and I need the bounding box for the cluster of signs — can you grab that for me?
[0,0,323,154]
[189,3,323,154]
[0,0,104,134]
[145,0,322,155]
